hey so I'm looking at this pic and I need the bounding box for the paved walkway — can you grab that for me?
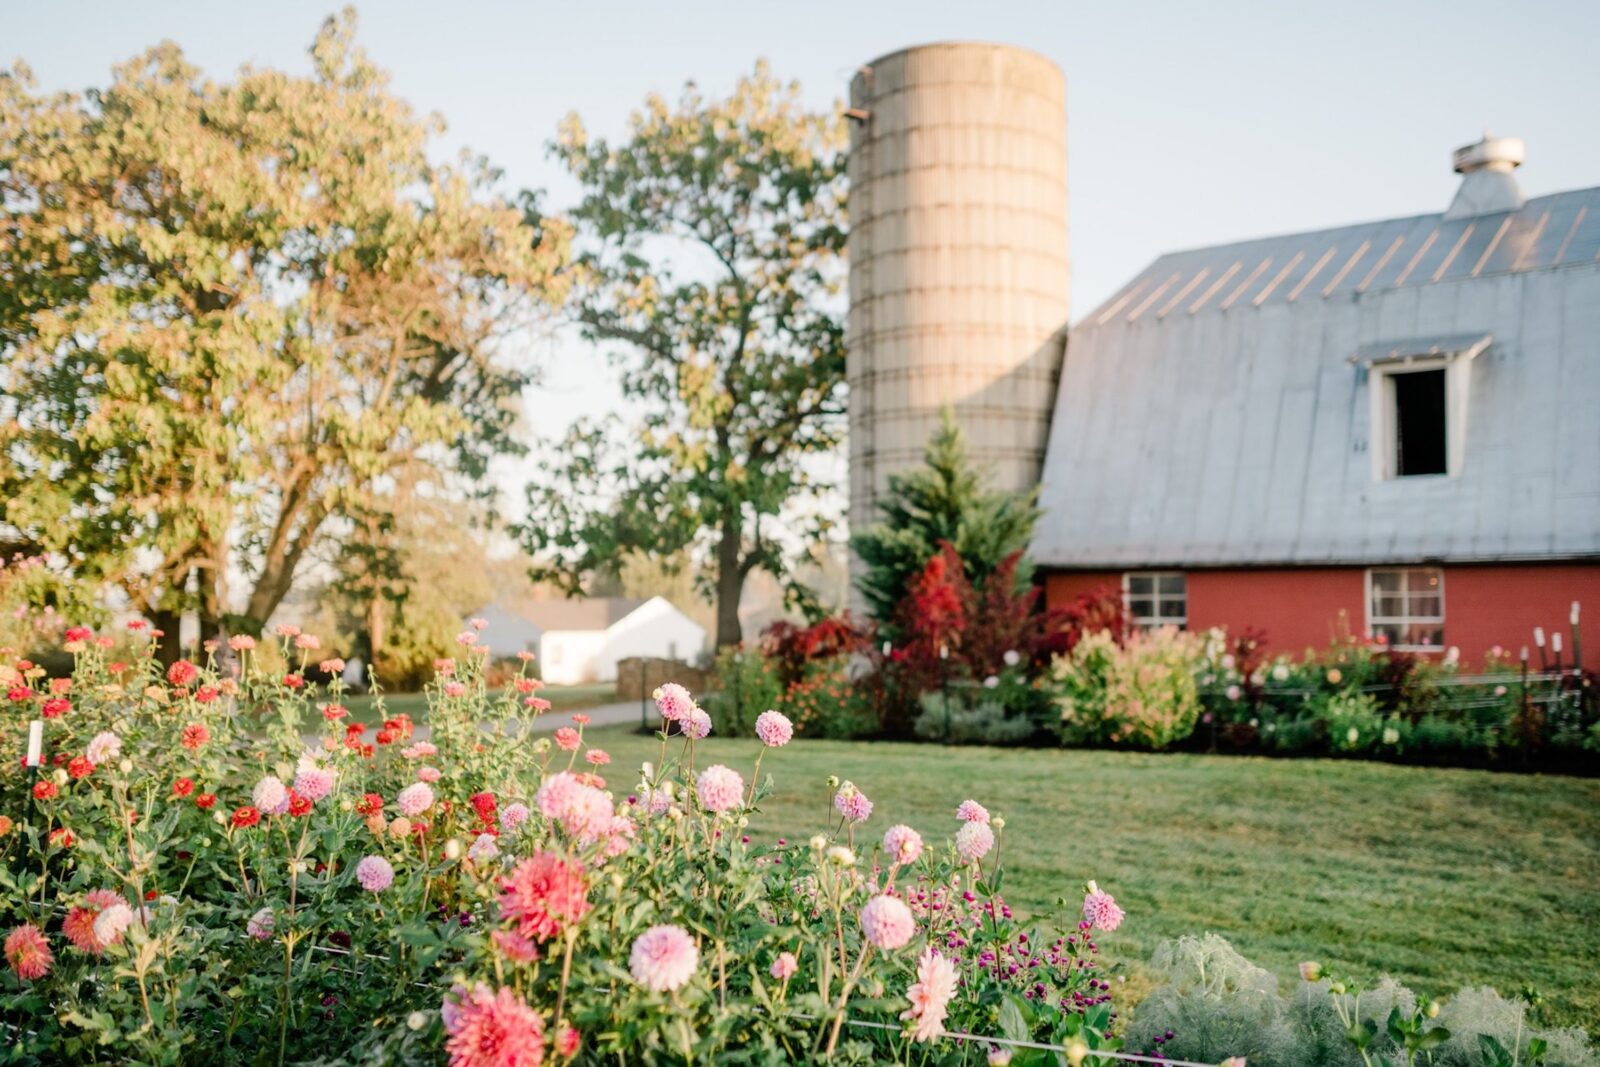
[531,700,650,732]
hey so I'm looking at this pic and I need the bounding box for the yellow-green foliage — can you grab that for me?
[1050,627,1205,748]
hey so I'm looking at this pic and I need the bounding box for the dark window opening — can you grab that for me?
[1394,369,1447,476]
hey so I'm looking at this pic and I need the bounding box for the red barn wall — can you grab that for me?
[1043,562,1600,664]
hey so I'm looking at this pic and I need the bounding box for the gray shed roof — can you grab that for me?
[1034,186,1600,569]
[520,597,649,632]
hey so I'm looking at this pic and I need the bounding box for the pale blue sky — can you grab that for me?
[10,0,1599,503]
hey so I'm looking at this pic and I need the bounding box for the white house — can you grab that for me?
[472,596,706,686]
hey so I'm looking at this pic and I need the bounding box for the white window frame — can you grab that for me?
[1365,566,1446,651]
[1357,335,1488,482]
[1123,571,1187,629]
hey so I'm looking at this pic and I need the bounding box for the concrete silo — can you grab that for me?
[846,43,1069,543]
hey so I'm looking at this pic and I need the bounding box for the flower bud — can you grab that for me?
[992,817,1006,831]
[737,816,749,829]
[1426,1000,1441,1019]
[118,758,133,774]
[826,845,855,867]
[1299,961,1322,982]
[444,838,463,861]
[809,834,827,851]
[339,798,354,813]
[1065,1039,1089,1067]
[825,775,839,789]
[389,816,413,838]
[52,768,68,786]
[406,1011,427,1031]
[213,811,227,825]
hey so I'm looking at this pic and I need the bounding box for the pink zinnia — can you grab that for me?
[585,749,610,767]
[629,924,698,992]
[492,929,540,963]
[397,782,434,817]
[93,903,134,947]
[860,894,915,951]
[228,634,256,652]
[402,741,439,759]
[770,951,799,980]
[356,855,395,893]
[442,983,546,1067]
[62,888,124,954]
[834,782,873,824]
[443,681,467,698]
[252,776,290,816]
[418,766,442,783]
[956,799,990,824]
[501,802,531,832]
[653,682,693,722]
[883,825,924,865]
[955,821,995,863]
[5,924,52,980]
[754,710,793,747]
[500,852,591,942]
[553,727,580,751]
[1082,881,1124,932]
[695,764,744,813]
[901,947,958,1042]
[535,772,613,841]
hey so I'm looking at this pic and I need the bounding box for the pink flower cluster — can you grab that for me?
[859,894,915,951]
[901,947,958,1042]
[535,772,613,841]
[754,709,793,747]
[695,764,744,813]
[442,983,546,1067]
[356,855,395,893]
[1082,881,1124,932]
[397,781,434,817]
[629,924,698,992]
[834,782,873,823]
[653,682,693,722]
[500,852,591,942]
[883,824,924,865]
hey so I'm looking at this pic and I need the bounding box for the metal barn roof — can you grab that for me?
[1033,185,1600,569]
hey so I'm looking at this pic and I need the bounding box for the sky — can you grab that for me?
[9,0,1600,517]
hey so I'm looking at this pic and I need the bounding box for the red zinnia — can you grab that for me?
[195,793,217,809]
[63,626,92,643]
[287,790,312,817]
[48,827,75,848]
[167,660,198,687]
[181,723,210,750]
[172,778,195,798]
[283,674,304,689]
[194,686,219,704]
[232,806,261,829]
[41,698,70,718]
[66,756,93,780]
[499,852,591,943]
[356,792,384,816]
[32,780,58,801]
[470,791,497,823]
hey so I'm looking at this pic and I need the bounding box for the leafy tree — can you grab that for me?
[516,63,847,648]
[851,409,1041,631]
[0,10,568,660]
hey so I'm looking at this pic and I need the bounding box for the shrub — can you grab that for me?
[912,688,1037,745]
[780,654,878,739]
[704,644,785,738]
[1,628,1141,1063]
[1049,627,1205,748]
[1126,934,1597,1067]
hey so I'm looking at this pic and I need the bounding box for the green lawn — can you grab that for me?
[584,727,1600,1031]
[342,683,617,725]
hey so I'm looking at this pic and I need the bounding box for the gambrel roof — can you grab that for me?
[1034,185,1600,568]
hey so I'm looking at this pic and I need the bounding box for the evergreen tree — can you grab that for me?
[851,409,1041,629]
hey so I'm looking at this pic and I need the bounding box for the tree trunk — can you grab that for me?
[714,513,744,648]
[366,594,386,685]
[151,608,183,668]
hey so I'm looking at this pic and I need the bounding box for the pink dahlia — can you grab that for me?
[834,782,873,823]
[535,772,613,842]
[85,731,121,766]
[653,683,693,722]
[754,710,794,747]
[860,894,915,951]
[882,825,924,865]
[695,764,744,813]
[553,727,580,752]
[397,781,434,817]
[901,947,959,1042]
[500,802,531,832]
[492,929,540,963]
[5,924,52,980]
[442,983,546,1067]
[252,776,290,816]
[468,833,501,863]
[955,821,995,863]
[955,799,990,824]
[499,852,591,942]
[293,766,335,803]
[629,924,698,992]
[62,888,124,954]
[770,951,799,980]
[356,855,395,892]
[683,707,712,740]
[1082,881,1124,932]
[92,903,134,947]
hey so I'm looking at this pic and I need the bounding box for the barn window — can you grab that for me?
[1391,369,1448,476]
[1124,572,1186,629]
[1357,333,1489,481]
[1367,567,1444,649]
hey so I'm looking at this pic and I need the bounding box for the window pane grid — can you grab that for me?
[1125,572,1186,629]
[1369,567,1444,648]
